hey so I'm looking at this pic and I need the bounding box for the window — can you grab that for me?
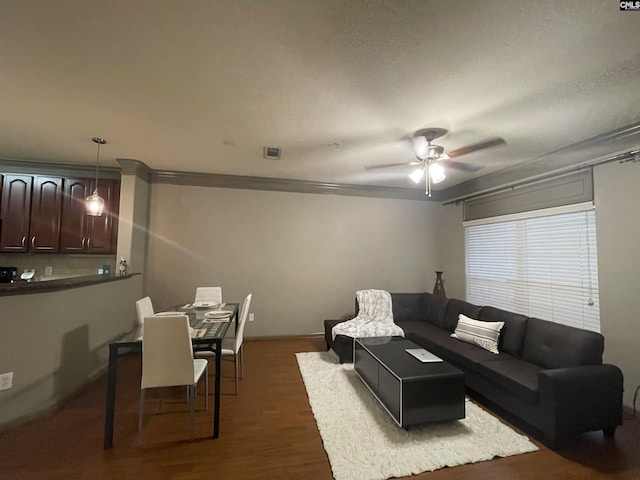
[465,203,600,332]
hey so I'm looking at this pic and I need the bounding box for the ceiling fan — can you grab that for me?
[367,128,506,196]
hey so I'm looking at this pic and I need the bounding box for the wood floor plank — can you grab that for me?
[0,336,638,480]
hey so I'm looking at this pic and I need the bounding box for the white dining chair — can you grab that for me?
[194,286,222,304]
[138,314,208,443]
[135,296,154,327]
[196,293,252,394]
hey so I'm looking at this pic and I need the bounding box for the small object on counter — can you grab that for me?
[0,267,18,283]
[21,269,36,282]
[118,257,128,276]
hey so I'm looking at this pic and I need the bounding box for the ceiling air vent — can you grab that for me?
[263,146,281,160]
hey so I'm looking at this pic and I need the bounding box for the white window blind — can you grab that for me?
[465,205,600,332]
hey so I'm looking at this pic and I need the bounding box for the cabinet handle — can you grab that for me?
[31,236,36,249]
[21,236,26,249]
[86,237,91,249]
[81,237,86,249]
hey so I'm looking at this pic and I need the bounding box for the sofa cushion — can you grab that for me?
[390,293,428,323]
[399,320,444,343]
[401,320,509,373]
[522,317,604,369]
[424,295,451,329]
[476,357,542,403]
[479,306,528,358]
[442,299,482,332]
[452,314,504,354]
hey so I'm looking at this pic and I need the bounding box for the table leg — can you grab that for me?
[213,339,222,438]
[104,344,119,449]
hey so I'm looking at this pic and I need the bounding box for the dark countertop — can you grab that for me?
[0,272,140,296]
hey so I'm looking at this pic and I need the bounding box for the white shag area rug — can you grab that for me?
[296,351,538,480]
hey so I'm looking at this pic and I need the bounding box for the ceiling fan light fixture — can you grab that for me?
[426,144,445,159]
[429,162,446,183]
[368,127,503,196]
[409,167,425,183]
[412,136,428,158]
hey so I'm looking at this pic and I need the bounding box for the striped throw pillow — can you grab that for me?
[451,314,504,354]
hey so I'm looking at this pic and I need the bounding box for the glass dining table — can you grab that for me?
[103,302,239,449]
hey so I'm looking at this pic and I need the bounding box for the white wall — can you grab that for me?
[146,184,442,337]
[435,203,466,299]
[594,161,640,408]
[144,166,640,409]
[116,174,151,276]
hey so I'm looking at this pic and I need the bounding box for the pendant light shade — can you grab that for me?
[86,191,105,216]
[86,137,107,216]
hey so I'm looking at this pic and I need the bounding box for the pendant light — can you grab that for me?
[86,137,107,216]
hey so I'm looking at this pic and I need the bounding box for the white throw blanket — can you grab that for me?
[332,289,404,340]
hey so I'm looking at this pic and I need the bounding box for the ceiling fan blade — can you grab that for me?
[365,161,419,171]
[447,137,506,158]
[441,159,484,172]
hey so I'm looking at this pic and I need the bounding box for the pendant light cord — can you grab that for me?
[91,137,106,195]
[94,141,100,193]
[426,158,432,197]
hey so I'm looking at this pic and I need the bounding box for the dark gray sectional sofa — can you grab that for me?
[323,292,623,448]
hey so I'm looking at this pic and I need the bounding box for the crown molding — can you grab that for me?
[0,156,439,201]
[0,158,120,179]
[116,158,152,182]
[439,120,640,202]
[151,170,440,202]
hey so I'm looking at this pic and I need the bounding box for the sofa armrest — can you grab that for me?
[323,318,352,349]
[539,364,623,401]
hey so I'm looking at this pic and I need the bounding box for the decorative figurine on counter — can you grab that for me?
[118,257,128,276]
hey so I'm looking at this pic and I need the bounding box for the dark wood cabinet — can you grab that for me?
[0,174,33,252]
[60,178,119,254]
[29,176,64,252]
[0,175,65,253]
[0,173,119,255]
[88,178,119,254]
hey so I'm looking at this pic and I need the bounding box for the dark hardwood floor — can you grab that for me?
[0,336,638,480]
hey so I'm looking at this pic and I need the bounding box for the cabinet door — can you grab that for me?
[60,178,91,253]
[85,178,120,254]
[0,174,3,238]
[29,176,63,252]
[0,175,33,252]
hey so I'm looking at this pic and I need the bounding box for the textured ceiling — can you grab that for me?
[1,0,639,197]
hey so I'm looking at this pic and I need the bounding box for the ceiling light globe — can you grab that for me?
[412,136,428,158]
[86,192,105,216]
[429,163,446,184]
[409,168,425,184]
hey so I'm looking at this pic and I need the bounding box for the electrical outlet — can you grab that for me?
[45,265,53,276]
[249,313,255,322]
[0,372,13,391]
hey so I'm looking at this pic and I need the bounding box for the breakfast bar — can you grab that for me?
[0,273,142,431]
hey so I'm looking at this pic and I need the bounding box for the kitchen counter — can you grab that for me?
[1,272,142,430]
[0,272,140,296]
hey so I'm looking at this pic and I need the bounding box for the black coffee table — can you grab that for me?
[354,336,465,428]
